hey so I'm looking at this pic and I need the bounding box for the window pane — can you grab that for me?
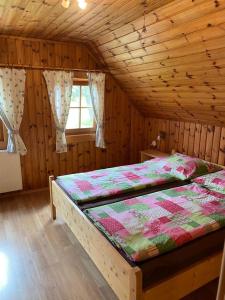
[71,85,80,107]
[66,108,79,129]
[81,86,92,107]
[81,108,94,128]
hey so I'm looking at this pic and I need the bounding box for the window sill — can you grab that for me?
[67,133,96,144]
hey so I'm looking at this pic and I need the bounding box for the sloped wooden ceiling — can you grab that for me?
[1,0,225,125]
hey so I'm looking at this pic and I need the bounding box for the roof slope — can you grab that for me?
[2,0,225,125]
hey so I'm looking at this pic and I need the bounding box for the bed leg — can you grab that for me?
[217,242,225,300]
[49,175,56,220]
[130,267,143,300]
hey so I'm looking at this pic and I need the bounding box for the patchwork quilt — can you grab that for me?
[85,183,225,262]
[145,153,221,180]
[56,162,177,203]
[193,170,225,194]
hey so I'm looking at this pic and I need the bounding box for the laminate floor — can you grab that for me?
[0,190,219,300]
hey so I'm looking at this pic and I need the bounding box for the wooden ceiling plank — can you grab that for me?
[44,0,140,40]
[92,0,175,38]
[41,0,107,39]
[101,15,225,60]
[103,30,225,66]
[96,0,206,46]
[110,45,225,75]
[97,0,221,50]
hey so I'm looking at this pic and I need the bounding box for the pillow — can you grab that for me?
[193,170,225,194]
[145,153,221,180]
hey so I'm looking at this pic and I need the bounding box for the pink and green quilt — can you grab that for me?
[193,170,225,194]
[56,162,177,203]
[85,183,225,262]
[145,153,221,180]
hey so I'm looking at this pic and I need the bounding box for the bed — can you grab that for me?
[55,160,187,210]
[49,154,224,300]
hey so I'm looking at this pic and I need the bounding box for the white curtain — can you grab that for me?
[88,72,106,148]
[43,70,73,153]
[0,68,27,155]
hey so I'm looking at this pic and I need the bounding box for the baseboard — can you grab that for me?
[0,186,48,199]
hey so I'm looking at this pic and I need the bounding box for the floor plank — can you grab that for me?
[0,191,219,300]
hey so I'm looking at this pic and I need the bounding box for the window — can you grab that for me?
[66,82,95,135]
[0,119,7,150]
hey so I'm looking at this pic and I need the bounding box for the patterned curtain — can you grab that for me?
[43,70,73,153]
[0,68,27,155]
[88,72,106,148]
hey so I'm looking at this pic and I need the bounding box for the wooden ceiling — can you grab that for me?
[2,0,225,125]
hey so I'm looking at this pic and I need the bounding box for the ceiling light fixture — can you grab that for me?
[61,0,71,8]
[61,0,87,9]
[78,0,87,9]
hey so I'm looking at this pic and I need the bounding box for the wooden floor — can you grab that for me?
[0,191,219,300]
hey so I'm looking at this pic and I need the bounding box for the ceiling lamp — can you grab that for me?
[61,0,71,8]
[61,0,87,9]
[77,0,87,9]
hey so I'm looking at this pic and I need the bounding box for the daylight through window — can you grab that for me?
[66,84,94,132]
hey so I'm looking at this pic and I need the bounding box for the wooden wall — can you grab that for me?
[0,121,4,143]
[1,1,225,126]
[130,107,145,163]
[0,36,139,190]
[143,118,225,165]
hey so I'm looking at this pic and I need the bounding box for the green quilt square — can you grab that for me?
[149,234,176,253]
[110,202,129,213]
[210,214,225,226]
[98,212,109,218]
[126,234,153,252]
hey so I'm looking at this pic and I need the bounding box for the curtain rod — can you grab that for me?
[0,64,109,73]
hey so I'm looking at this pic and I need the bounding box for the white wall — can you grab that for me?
[0,152,23,193]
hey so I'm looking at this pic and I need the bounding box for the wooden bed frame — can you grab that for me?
[49,172,224,300]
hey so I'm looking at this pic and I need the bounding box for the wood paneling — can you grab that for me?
[0,120,7,150]
[97,0,225,125]
[143,117,225,165]
[130,106,145,163]
[0,36,140,190]
[1,1,225,124]
[0,0,174,41]
[0,120,4,142]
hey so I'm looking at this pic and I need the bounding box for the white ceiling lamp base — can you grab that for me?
[61,0,87,9]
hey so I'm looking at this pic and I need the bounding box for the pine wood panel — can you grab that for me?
[0,120,7,150]
[142,118,225,165]
[1,0,225,124]
[0,0,174,41]
[96,0,225,124]
[0,36,139,190]
[0,120,4,142]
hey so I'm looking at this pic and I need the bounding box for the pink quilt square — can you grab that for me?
[76,180,94,191]
[124,172,141,181]
[157,200,184,213]
[99,217,125,235]
[167,227,192,246]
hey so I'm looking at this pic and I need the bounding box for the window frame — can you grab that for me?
[0,120,7,151]
[66,79,96,136]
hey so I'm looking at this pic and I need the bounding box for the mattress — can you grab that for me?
[85,183,225,263]
[56,161,179,205]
